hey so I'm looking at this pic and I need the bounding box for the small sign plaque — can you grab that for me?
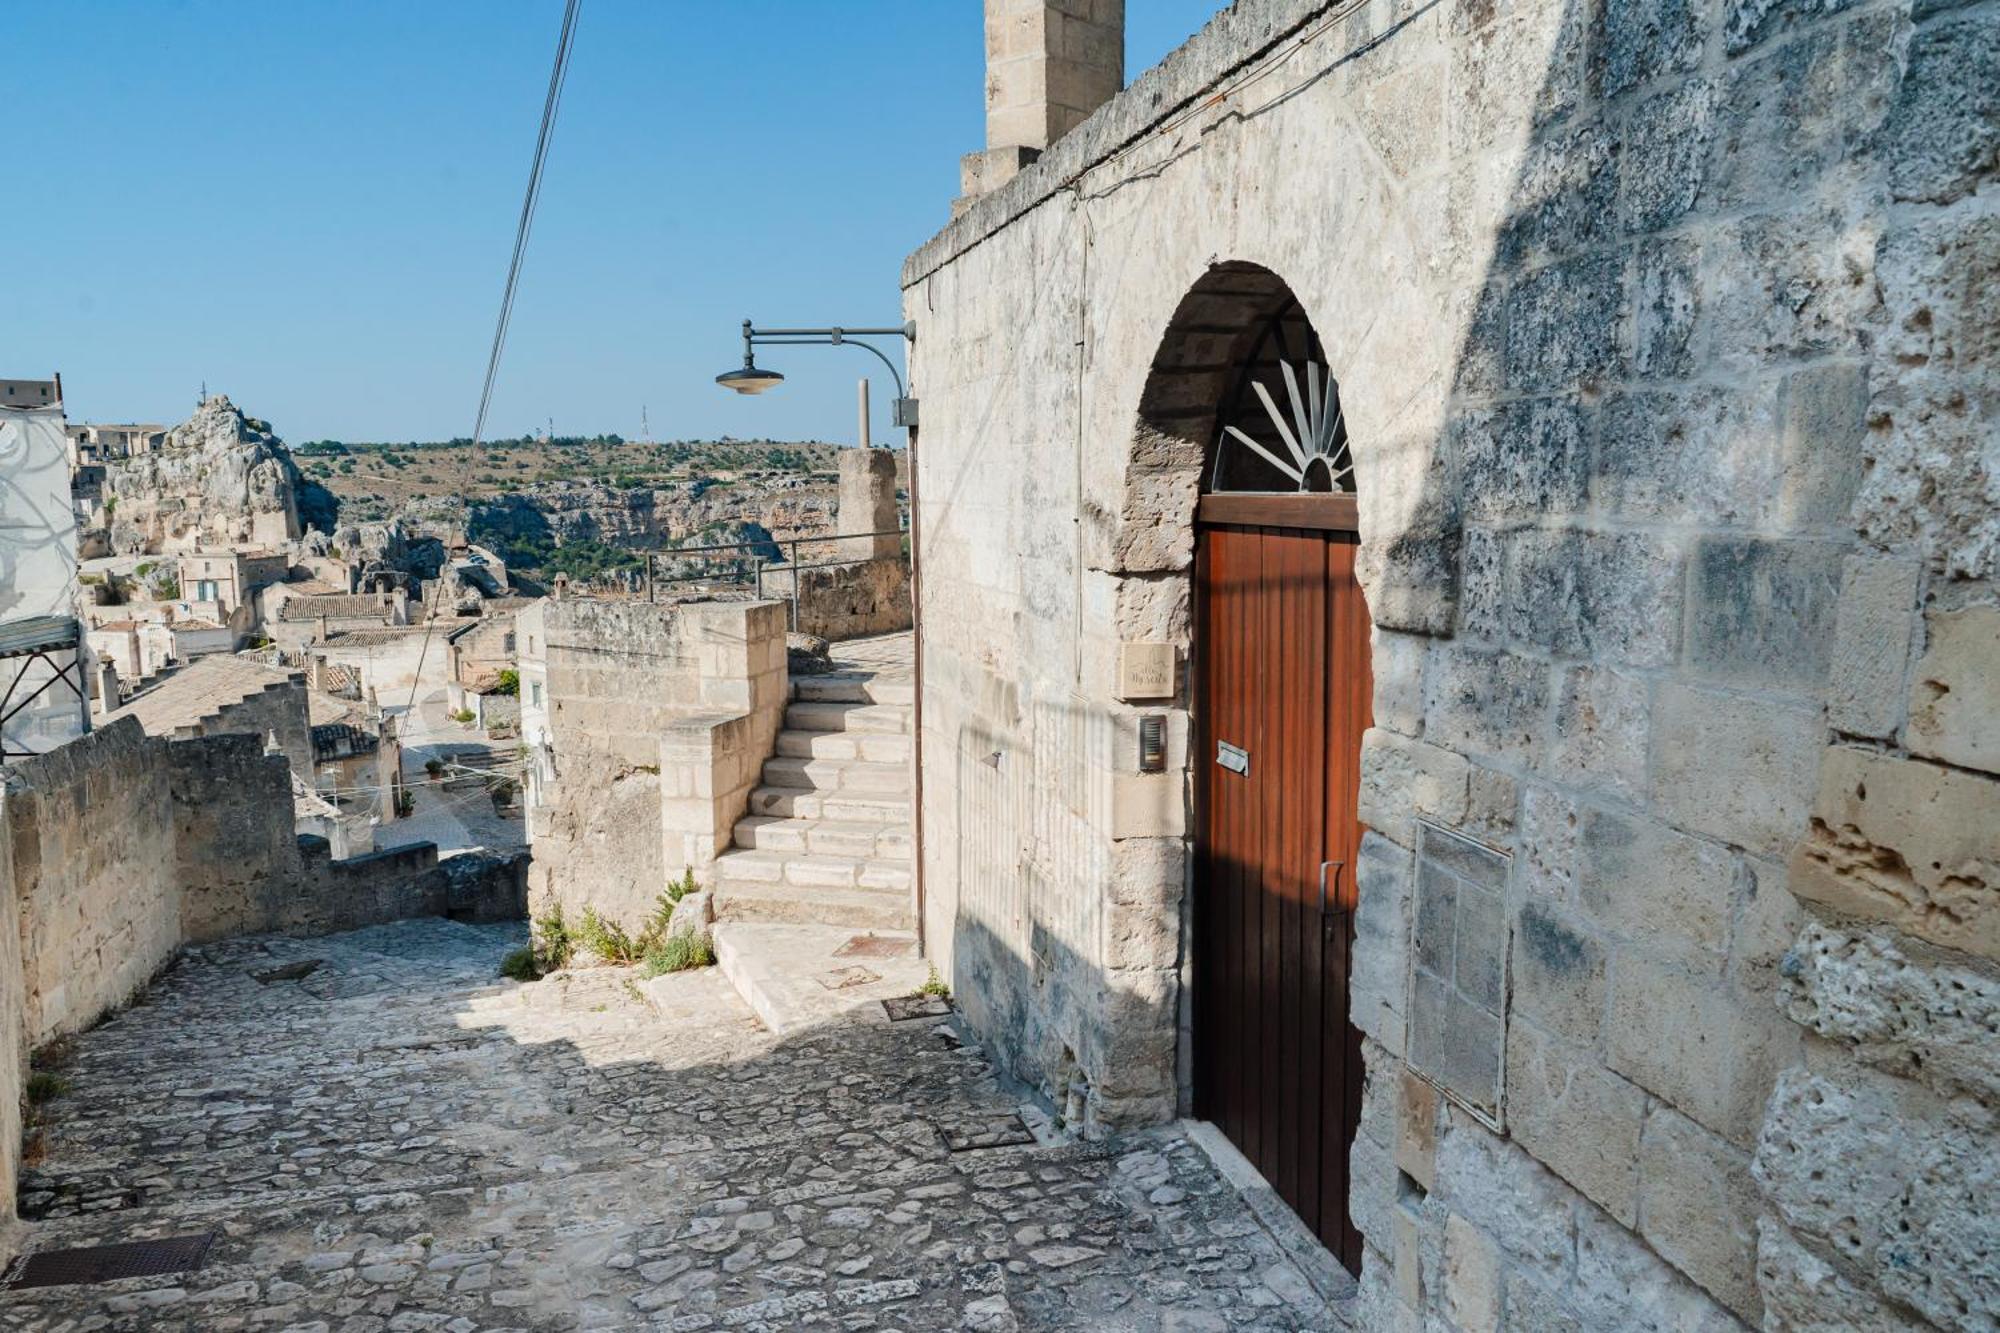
[1216,740,1249,775]
[1117,641,1177,700]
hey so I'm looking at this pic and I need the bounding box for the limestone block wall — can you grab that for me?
[769,557,913,641]
[170,732,302,943]
[904,0,1995,1327]
[3,719,180,1049]
[528,598,788,929]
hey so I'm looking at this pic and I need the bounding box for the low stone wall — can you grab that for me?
[171,732,300,943]
[3,720,180,1048]
[528,598,787,931]
[784,557,912,641]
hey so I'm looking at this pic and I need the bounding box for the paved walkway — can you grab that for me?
[0,920,1341,1331]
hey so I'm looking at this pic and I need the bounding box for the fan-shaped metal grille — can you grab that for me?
[1206,301,1353,496]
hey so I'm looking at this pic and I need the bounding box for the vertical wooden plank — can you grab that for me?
[1295,528,1328,1238]
[1192,533,1215,1119]
[1220,525,1252,1152]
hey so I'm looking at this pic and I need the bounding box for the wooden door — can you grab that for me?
[1194,521,1371,1273]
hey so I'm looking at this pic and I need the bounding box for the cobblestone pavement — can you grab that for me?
[0,919,1343,1331]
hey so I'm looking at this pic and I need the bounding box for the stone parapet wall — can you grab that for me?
[905,0,1995,1327]
[3,719,180,1049]
[528,598,788,930]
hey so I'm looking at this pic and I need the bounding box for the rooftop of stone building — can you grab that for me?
[278,593,392,621]
[104,655,301,735]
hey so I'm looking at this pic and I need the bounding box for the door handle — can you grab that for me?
[1318,860,1345,917]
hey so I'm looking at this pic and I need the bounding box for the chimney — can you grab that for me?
[960,0,1124,209]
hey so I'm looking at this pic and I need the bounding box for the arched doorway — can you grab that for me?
[1166,264,1371,1273]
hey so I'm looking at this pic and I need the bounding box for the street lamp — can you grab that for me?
[715,320,917,429]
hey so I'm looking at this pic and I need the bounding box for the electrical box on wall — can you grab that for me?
[1116,641,1176,700]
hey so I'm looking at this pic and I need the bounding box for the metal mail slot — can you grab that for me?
[1216,740,1249,775]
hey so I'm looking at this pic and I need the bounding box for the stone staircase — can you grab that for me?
[710,670,916,933]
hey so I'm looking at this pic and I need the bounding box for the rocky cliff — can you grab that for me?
[99,396,303,554]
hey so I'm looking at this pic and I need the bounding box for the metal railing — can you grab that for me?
[642,523,909,629]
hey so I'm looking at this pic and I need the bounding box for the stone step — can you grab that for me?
[775,729,912,763]
[711,878,915,933]
[732,815,912,861]
[711,922,928,1035]
[792,673,916,708]
[711,847,913,892]
[762,755,912,796]
[783,700,911,735]
[743,785,909,824]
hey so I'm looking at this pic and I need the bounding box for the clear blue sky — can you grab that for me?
[4,2,1226,446]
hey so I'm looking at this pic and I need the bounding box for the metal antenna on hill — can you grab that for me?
[405,0,582,716]
[641,404,650,444]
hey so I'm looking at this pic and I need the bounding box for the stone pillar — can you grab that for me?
[93,658,119,711]
[839,449,901,562]
[960,0,1124,206]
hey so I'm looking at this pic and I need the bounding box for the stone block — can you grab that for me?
[1826,554,1920,739]
[1432,1116,1577,1287]
[1353,831,1413,1056]
[1638,1104,1762,1321]
[1516,785,1577,907]
[1503,1272,1586,1333]
[1730,855,1804,999]
[1857,210,2000,580]
[1754,1064,1997,1329]
[1463,766,1519,848]
[1907,604,2000,774]
[1505,1020,1644,1226]
[1422,644,1549,768]
[1684,536,1843,692]
[1454,525,1505,642]
[1789,745,2000,960]
[1754,1217,1933,1333]
[1505,529,1682,669]
[1596,0,1703,99]
[1359,729,1471,846]
[1370,628,1427,738]
[1779,921,2000,1101]
[1577,808,1740,954]
[1441,1214,1501,1333]
[1619,80,1716,235]
[1547,665,1648,802]
[1572,1198,1740,1332]
[1504,251,1627,391]
[1392,1204,1423,1310]
[1650,684,1822,859]
[1511,900,1605,1048]
[1594,386,1780,527]
[1709,22,1896,210]
[1630,236,1701,378]
[1396,1069,1439,1191]
[1878,15,2000,206]
[1492,119,1620,268]
[1708,207,1875,373]
[1776,361,1868,531]
[1607,949,1795,1146]
[1454,398,1589,526]
[1359,436,1462,636]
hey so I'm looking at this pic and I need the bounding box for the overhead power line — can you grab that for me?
[406,0,582,715]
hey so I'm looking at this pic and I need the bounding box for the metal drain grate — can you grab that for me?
[881,994,951,1022]
[834,934,915,960]
[5,1232,215,1289]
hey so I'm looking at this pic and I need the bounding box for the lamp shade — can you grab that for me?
[716,365,784,395]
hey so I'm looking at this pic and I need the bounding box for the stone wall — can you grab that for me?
[773,557,913,641]
[2,720,181,1049]
[904,0,1994,1328]
[527,598,788,930]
